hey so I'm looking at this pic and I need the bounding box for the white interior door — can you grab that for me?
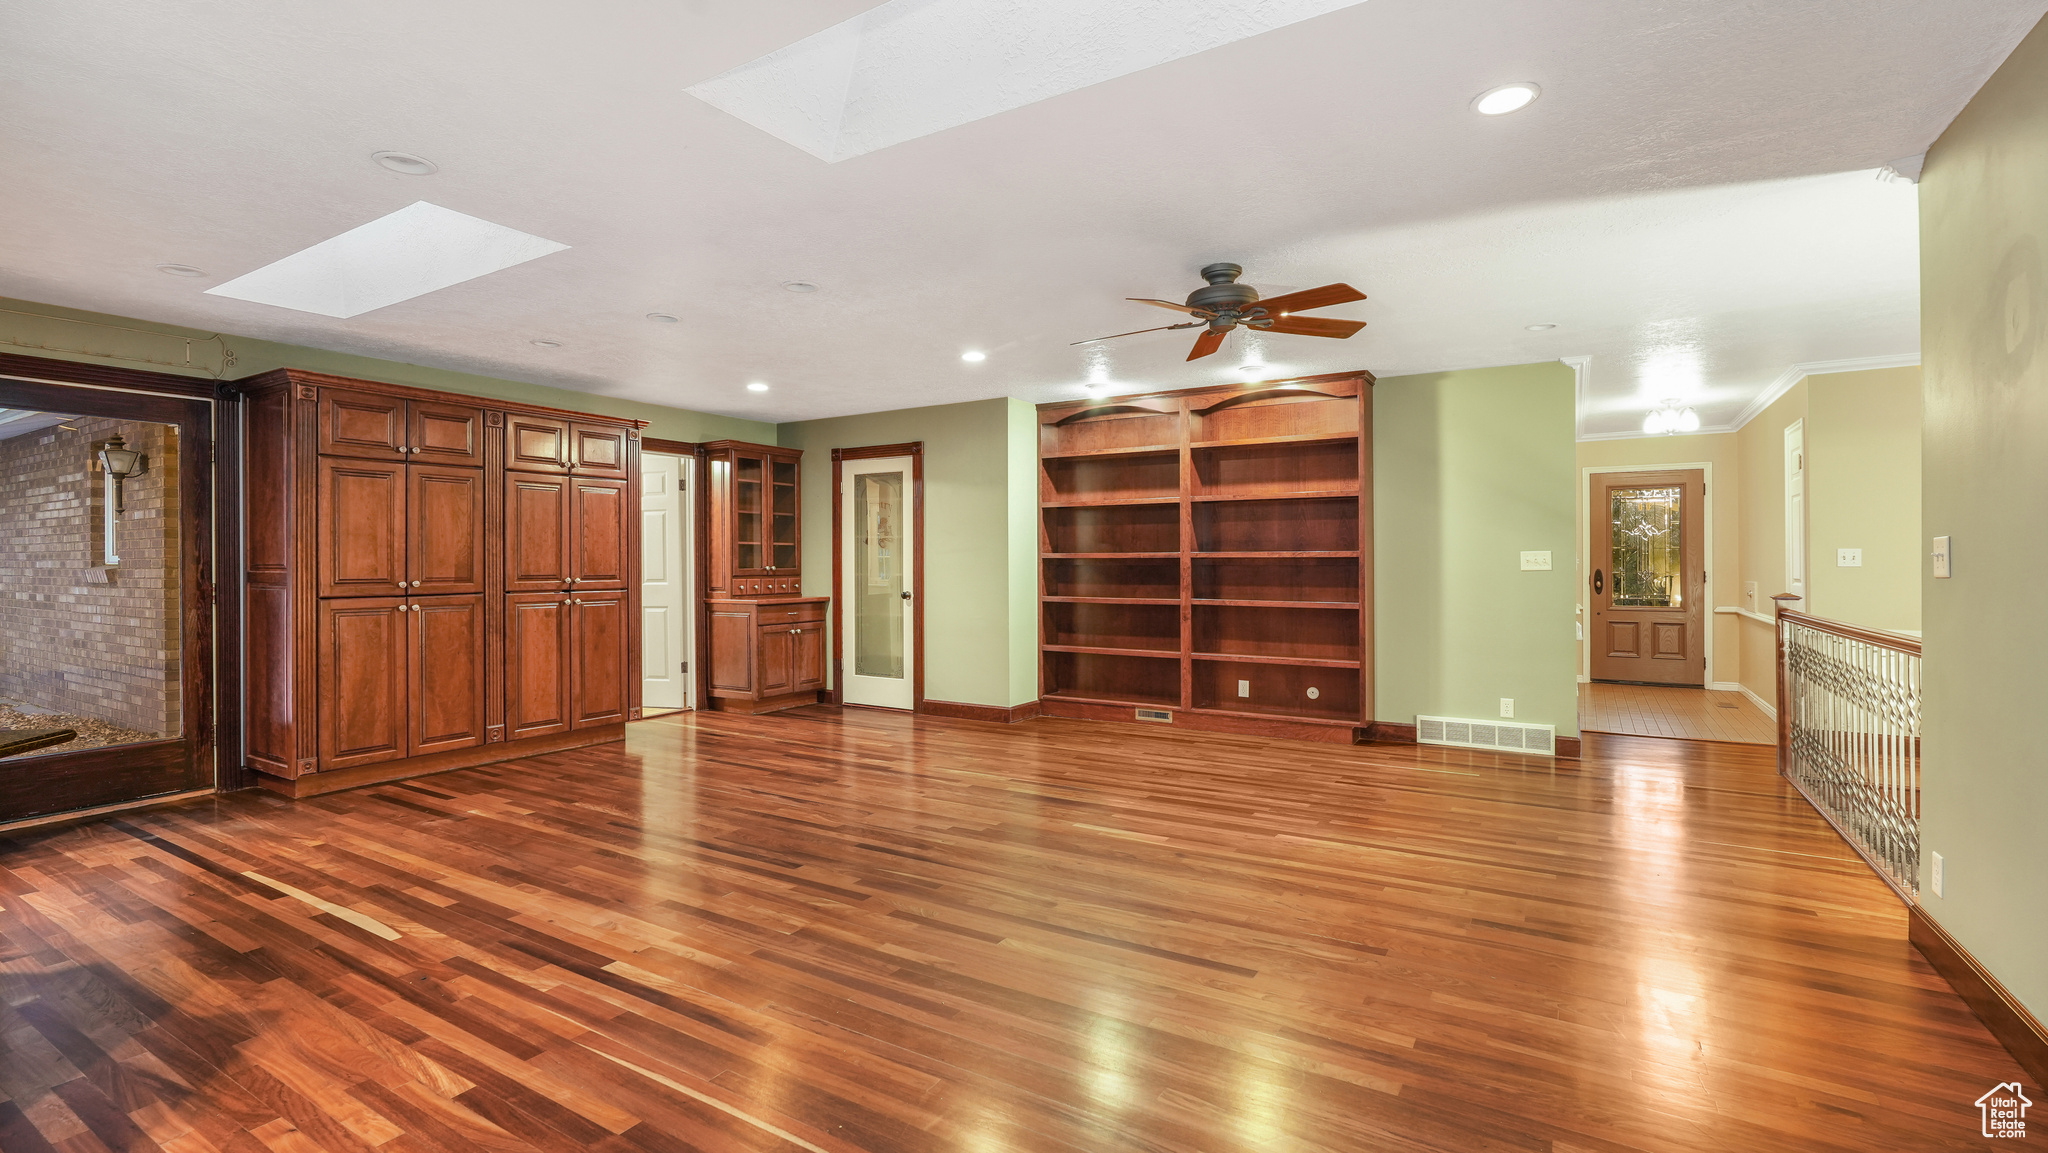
[839,455,915,710]
[641,453,691,711]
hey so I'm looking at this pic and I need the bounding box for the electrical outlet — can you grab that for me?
[1499,698,1514,718]
[1520,550,1552,571]
[1931,851,1945,897]
[1837,548,1862,567]
[1237,679,1250,698]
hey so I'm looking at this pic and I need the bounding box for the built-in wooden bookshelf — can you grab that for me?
[1036,373,1373,743]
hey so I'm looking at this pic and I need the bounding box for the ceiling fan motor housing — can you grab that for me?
[1186,262,1261,319]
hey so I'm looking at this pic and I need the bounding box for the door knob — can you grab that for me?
[900,591,912,600]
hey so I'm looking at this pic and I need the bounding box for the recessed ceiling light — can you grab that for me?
[646,313,680,323]
[961,350,987,363]
[1472,83,1540,115]
[373,151,439,175]
[531,338,563,348]
[782,281,819,293]
[746,381,770,392]
[156,263,207,277]
[1525,323,1557,331]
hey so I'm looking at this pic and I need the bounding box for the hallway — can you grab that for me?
[1579,680,1777,744]
[0,709,2017,1152]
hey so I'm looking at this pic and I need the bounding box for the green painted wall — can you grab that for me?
[778,397,1039,710]
[0,297,773,444]
[1807,366,1923,634]
[1374,363,1580,736]
[1919,13,2048,1020]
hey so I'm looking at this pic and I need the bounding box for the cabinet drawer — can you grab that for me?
[763,602,826,625]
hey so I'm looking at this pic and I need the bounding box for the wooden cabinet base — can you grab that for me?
[253,724,624,798]
[708,690,824,715]
[1039,696,1363,744]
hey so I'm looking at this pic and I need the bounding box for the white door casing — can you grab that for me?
[640,453,691,710]
[839,454,916,710]
[1785,420,1805,602]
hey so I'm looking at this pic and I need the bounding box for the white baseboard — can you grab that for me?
[1708,680,1743,692]
[1736,682,1777,720]
[1577,673,1590,683]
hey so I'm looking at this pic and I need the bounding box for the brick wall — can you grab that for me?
[0,418,181,734]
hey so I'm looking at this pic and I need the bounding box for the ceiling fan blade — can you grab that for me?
[1071,322,1200,346]
[1186,328,1227,360]
[1253,283,1365,316]
[1261,315,1366,339]
[1128,297,1216,317]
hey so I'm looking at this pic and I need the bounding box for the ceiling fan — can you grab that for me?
[1075,263,1367,361]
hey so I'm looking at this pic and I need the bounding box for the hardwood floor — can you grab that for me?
[1579,680,1777,744]
[0,709,2021,1152]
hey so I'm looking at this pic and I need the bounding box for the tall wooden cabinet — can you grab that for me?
[700,440,828,712]
[241,370,644,796]
[1036,374,1374,744]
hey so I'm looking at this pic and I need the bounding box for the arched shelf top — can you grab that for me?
[1050,400,1177,426]
[1191,386,1348,416]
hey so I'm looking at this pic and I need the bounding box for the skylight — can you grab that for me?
[205,201,568,319]
[687,0,1370,162]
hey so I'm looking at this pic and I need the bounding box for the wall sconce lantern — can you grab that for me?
[96,435,145,565]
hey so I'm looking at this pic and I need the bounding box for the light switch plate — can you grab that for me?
[1932,536,1952,578]
[1520,550,1552,571]
[1237,679,1250,698]
[1837,548,1862,567]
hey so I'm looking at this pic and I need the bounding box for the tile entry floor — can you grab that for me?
[1579,679,1777,744]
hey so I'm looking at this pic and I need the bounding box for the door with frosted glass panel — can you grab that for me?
[1590,469,1705,685]
[839,455,915,709]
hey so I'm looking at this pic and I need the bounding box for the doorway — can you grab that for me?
[1589,468,1705,686]
[640,450,693,713]
[834,446,921,710]
[0,374,217,825]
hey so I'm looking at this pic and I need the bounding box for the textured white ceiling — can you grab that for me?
[0,0,2040,430]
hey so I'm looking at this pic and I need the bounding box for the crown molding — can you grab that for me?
[1575,352,1920,442]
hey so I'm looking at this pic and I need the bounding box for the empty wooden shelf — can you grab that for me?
[1037,374,1374,742]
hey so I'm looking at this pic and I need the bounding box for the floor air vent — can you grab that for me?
[1416,715,1555,755]
[1135,708,1173,723]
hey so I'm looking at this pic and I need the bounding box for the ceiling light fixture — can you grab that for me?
[372,151,439,175]
[156,263,207,277]
[746,381,770,392]
[1472,83,1540,115]
[1525,323,1557,331]
[782,281,819,293]
[961,350,987,363]
[531,338,563,348]
[646,313,680,323]
[1642,398,1700,436]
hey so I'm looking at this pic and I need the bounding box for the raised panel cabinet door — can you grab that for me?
[571,423,630,478]
[757,625,795,696]
[410,594,487,756]
[569,591,628,729]
[410,400,485,466]
[792,622,826,691]
[708,609,755,693]
[505,472,571,591]
[571,478,629,588]
[318,457,408,598]
[318,598,407,770]
[505,592,570,740]
[318,387,408,461]
[506,414,571,473]
[410,464,486,595]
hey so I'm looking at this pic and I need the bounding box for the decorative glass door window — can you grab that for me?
[854,470,905,678]
[1610,486,1683,608]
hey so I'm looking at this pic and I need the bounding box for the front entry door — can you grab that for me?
[839,454,916,710]
[1591,469,1705,685]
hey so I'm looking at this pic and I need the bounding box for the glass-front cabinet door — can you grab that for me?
[732,450,766,574]
[770,456,799,573]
